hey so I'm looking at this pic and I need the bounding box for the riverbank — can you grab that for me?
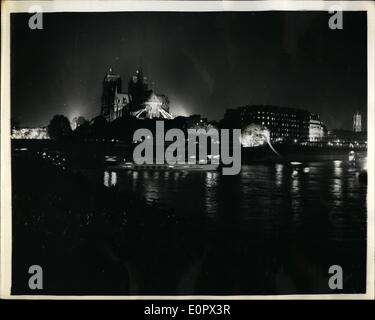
[11,146,367,295]
[12,139,367,166]
[241,144,366,163]
[12,152,205,294]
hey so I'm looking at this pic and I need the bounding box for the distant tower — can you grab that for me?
[353,112,362,132]
[101,68,122,121]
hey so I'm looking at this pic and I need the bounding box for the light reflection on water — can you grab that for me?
[291,168,301,228]
[275,164,283,186]
[101,159,367,242]
[205,171,219,216]
[332,161,343,199]
[104,170,118,187]
[94,157,367,294]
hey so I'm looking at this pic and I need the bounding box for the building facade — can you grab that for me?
[309,114,325,142]
[101,69,122,121]
[222,105,319,143]
[353,112,362,132]
[101,68,172,121]
[112,88,130,121]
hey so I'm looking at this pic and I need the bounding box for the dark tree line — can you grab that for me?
[46,114,203,143]
[47,115,72,140]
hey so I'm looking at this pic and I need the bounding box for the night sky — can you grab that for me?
[11,11,367,130]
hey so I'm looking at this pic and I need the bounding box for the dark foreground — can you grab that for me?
[11,148,367,295]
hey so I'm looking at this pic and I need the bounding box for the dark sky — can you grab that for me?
[11,11,367,130]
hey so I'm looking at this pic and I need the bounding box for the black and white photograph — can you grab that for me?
[1,0,374,300]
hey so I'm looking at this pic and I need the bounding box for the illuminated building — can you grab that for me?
[241,124,268,147]
[112,87,130,121]
[241,124,280,155]
[101,68,123,121]
[222,105,314,143]
[11,127,49,139]
[133,92,172,120]
[309,114,325,142]
[101,68,173,121]
[353,112,362,132]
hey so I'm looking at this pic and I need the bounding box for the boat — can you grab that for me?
[104,155,118,163]
[108,161,219,171]
[172,163,219,171]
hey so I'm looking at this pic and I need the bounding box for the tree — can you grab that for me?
[47,115,72,140]
[241,123,280,156]
[71,120,91,141]
[91,115,108,139]
[72,116,88,129]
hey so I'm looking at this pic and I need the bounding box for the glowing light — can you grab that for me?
[290,162,302,165]
[333,160,342,166]
[241,124,266,147]
[241,124,280,156]
[276,164,283,173]
[110,171,117,186]
[11,128,49,139]
[275,164,283,185]
[105,155,117,162]
[104,171,110,187]
[171,103,190,117]
[133,93,174,119]
[363,157,367,171]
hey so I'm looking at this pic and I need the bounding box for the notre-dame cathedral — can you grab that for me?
[101,68,173,122]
